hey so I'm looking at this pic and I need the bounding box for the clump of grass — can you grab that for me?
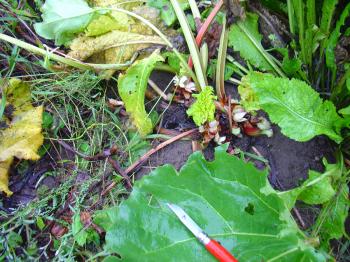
[0,70,132,260]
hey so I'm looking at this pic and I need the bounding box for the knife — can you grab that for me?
[167,203,238,262]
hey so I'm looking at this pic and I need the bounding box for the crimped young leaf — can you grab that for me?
[0,79,43,196]
[187,86,216,126]
[239,72,347,143]
[34,0,97,45]
[228,13,274,72]
[102,146,326,261]
[118,52,164,136]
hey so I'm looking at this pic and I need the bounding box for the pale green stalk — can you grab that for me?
[0,33,136,71]
[169,0,207,89]
[216,16,228,100]
[101,7,199,85]
[188,0,201,20]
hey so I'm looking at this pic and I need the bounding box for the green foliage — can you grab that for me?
[72,213,89,246]
[316,184,350,245]
[228,13,284,76]
[260,0,288,13]
[239,72,348,143]
[276,48,303,77]
[34,0,98,45]
[147,0,189,26]
[320,0,338,39]
[162,51,189,73]
[102,146,327,261]
[279,160,342,209]
[187,86,216,126]
[85,14,122,37]
[207,59,240,80]
[118,51,164,136]
[326,3,350,79]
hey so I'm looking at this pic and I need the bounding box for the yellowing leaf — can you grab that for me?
[0,158,12,196]
[68,30,164,63]
[86,15,127,36]
[0,79,44,196]
[118,51,164,135]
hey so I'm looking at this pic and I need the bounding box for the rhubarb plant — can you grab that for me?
[97,146,328,261]
[238,72,349,143]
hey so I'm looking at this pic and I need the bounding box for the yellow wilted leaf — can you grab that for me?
[68,30,164,62]
[0,79,44,196]
[68,1,174,78]
[0,158,12,196]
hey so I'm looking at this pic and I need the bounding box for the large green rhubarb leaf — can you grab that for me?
[34,0,98,46]
[118,52,164,136]
[239,72,347,143]
[100,146,326,261]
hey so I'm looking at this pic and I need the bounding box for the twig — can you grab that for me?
[56,140,119,161]
[108,158,132,190]
[126,128,197,173]
[227,95,233,132]
[101,129,198,196]
[148,79,169,100]
[56,140,90,159]
[275,179,307,229]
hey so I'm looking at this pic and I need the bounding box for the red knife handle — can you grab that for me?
[205,239,238,262]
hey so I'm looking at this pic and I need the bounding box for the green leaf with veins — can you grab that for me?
[118,51,164,136]
[326,3,350,75]
[239,72,348,143]
[102,145,327,261]
[34,0,99,46]
[228,13,282,75]
[187,86,216,126]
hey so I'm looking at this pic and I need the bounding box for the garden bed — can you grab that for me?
[1,0,350,261]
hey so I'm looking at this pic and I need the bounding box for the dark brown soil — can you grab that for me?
[137,72,336,191]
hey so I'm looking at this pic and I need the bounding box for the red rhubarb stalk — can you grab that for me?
[188,0,224,68]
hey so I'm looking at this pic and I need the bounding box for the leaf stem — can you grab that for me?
[188,0,201,20]
[188,0,224,68]
[169,0,207,89]
[237,24,286,77]
[99,7,199,86]
[228,78,242,85]
[0,33,136,71]
[216,15,228,100]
